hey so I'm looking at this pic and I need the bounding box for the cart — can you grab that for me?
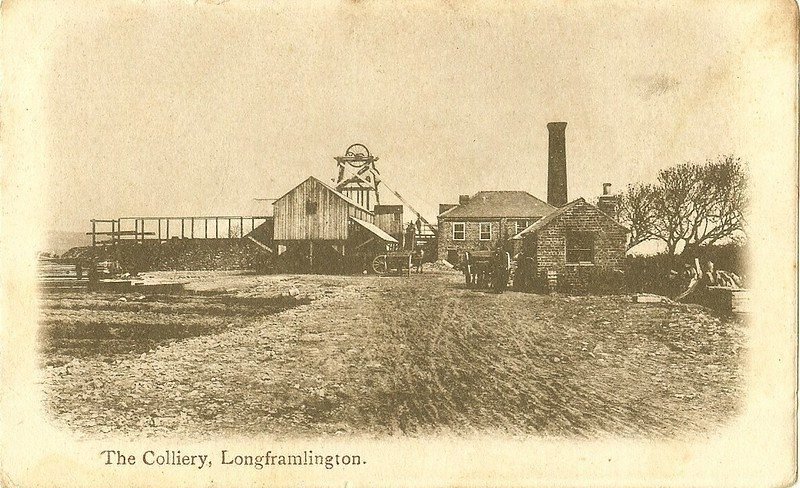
[463,250,511,290]
[372,251,414,277]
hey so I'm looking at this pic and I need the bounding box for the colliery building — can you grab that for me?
[271,176,400,273]
[436,191,555,264]
[78,124,628,292]
[437,122,628,292]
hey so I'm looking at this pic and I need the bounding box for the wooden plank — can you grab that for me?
[273,177,362,241]
[85,231,155,236]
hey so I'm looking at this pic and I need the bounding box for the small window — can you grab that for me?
[566,231,594,263]
[479,222,492,241]
[452,222,465,241]
[515,220,529,235]
[306,200,318,214]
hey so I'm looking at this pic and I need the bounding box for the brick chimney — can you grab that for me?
[597,183,620,219]
[547,122,568,207]
[459,194,471,205]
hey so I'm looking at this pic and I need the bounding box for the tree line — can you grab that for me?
[618,155,748,257]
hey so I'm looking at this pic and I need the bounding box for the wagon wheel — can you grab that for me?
[372,255,388,275]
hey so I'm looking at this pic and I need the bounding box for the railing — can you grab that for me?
[89,216,271,246]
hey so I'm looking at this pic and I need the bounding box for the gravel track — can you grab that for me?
[40,271,745,439]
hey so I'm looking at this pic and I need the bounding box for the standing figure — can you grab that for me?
[492,250,510,293]
[404,222,416,251]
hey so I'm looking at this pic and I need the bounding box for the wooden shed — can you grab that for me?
[272,176,399,272]
[273,176,374,241]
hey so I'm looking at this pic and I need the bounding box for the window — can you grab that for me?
[479,222,492,241]
[452,222,465,241]
[306,199,318,214]
[515,220,529,235]
[566,231,594,263]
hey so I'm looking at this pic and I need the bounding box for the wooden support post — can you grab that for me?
[216,218,219,239]
[181,219,185,239]
[205,219,208,239]
[115,219,121,264]
[91,220,96,247]
[228,219,232,239]
[240,217,244,238]
[158,219,162,241]
[134,219,138,242]
[191,218,194,239]
[251,217,255,234]
[309,240,314,271]
[166,220,170,239]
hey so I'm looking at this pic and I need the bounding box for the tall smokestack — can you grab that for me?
[547,122,568,207]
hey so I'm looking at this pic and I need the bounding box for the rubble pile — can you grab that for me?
[422,260,457,272]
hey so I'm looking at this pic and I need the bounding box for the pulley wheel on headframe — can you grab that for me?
[344,143,371,160]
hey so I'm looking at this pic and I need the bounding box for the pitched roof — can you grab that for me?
[510,197,629,239]
[438,191,555,218]
[273,176,373,215]
[350,217,398,243]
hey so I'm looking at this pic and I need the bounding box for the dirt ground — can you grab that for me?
[39,270,746,439]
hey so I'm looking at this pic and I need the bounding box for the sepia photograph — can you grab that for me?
[1,0,797,486]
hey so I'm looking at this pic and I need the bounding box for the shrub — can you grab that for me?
[625,242,749,296]
[586,267,627,295]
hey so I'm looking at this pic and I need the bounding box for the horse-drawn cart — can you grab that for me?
[372,251,413,276]
[463,250,511,291]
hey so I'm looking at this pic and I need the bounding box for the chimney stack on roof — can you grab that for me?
[547,122,568,207]
[459,194,471,206]
[597,183,620,218]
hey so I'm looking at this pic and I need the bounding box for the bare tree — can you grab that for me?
[619,183,660,250]
[620,155,748,256]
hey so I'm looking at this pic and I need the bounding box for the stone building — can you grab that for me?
[437,121,629,292]
[436,191,555,265]
[510,197,628,293]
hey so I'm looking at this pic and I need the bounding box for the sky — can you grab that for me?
[7,0,796,233]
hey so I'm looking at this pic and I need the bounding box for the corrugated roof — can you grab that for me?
[350,217,398,243]
[438,191,555,218]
